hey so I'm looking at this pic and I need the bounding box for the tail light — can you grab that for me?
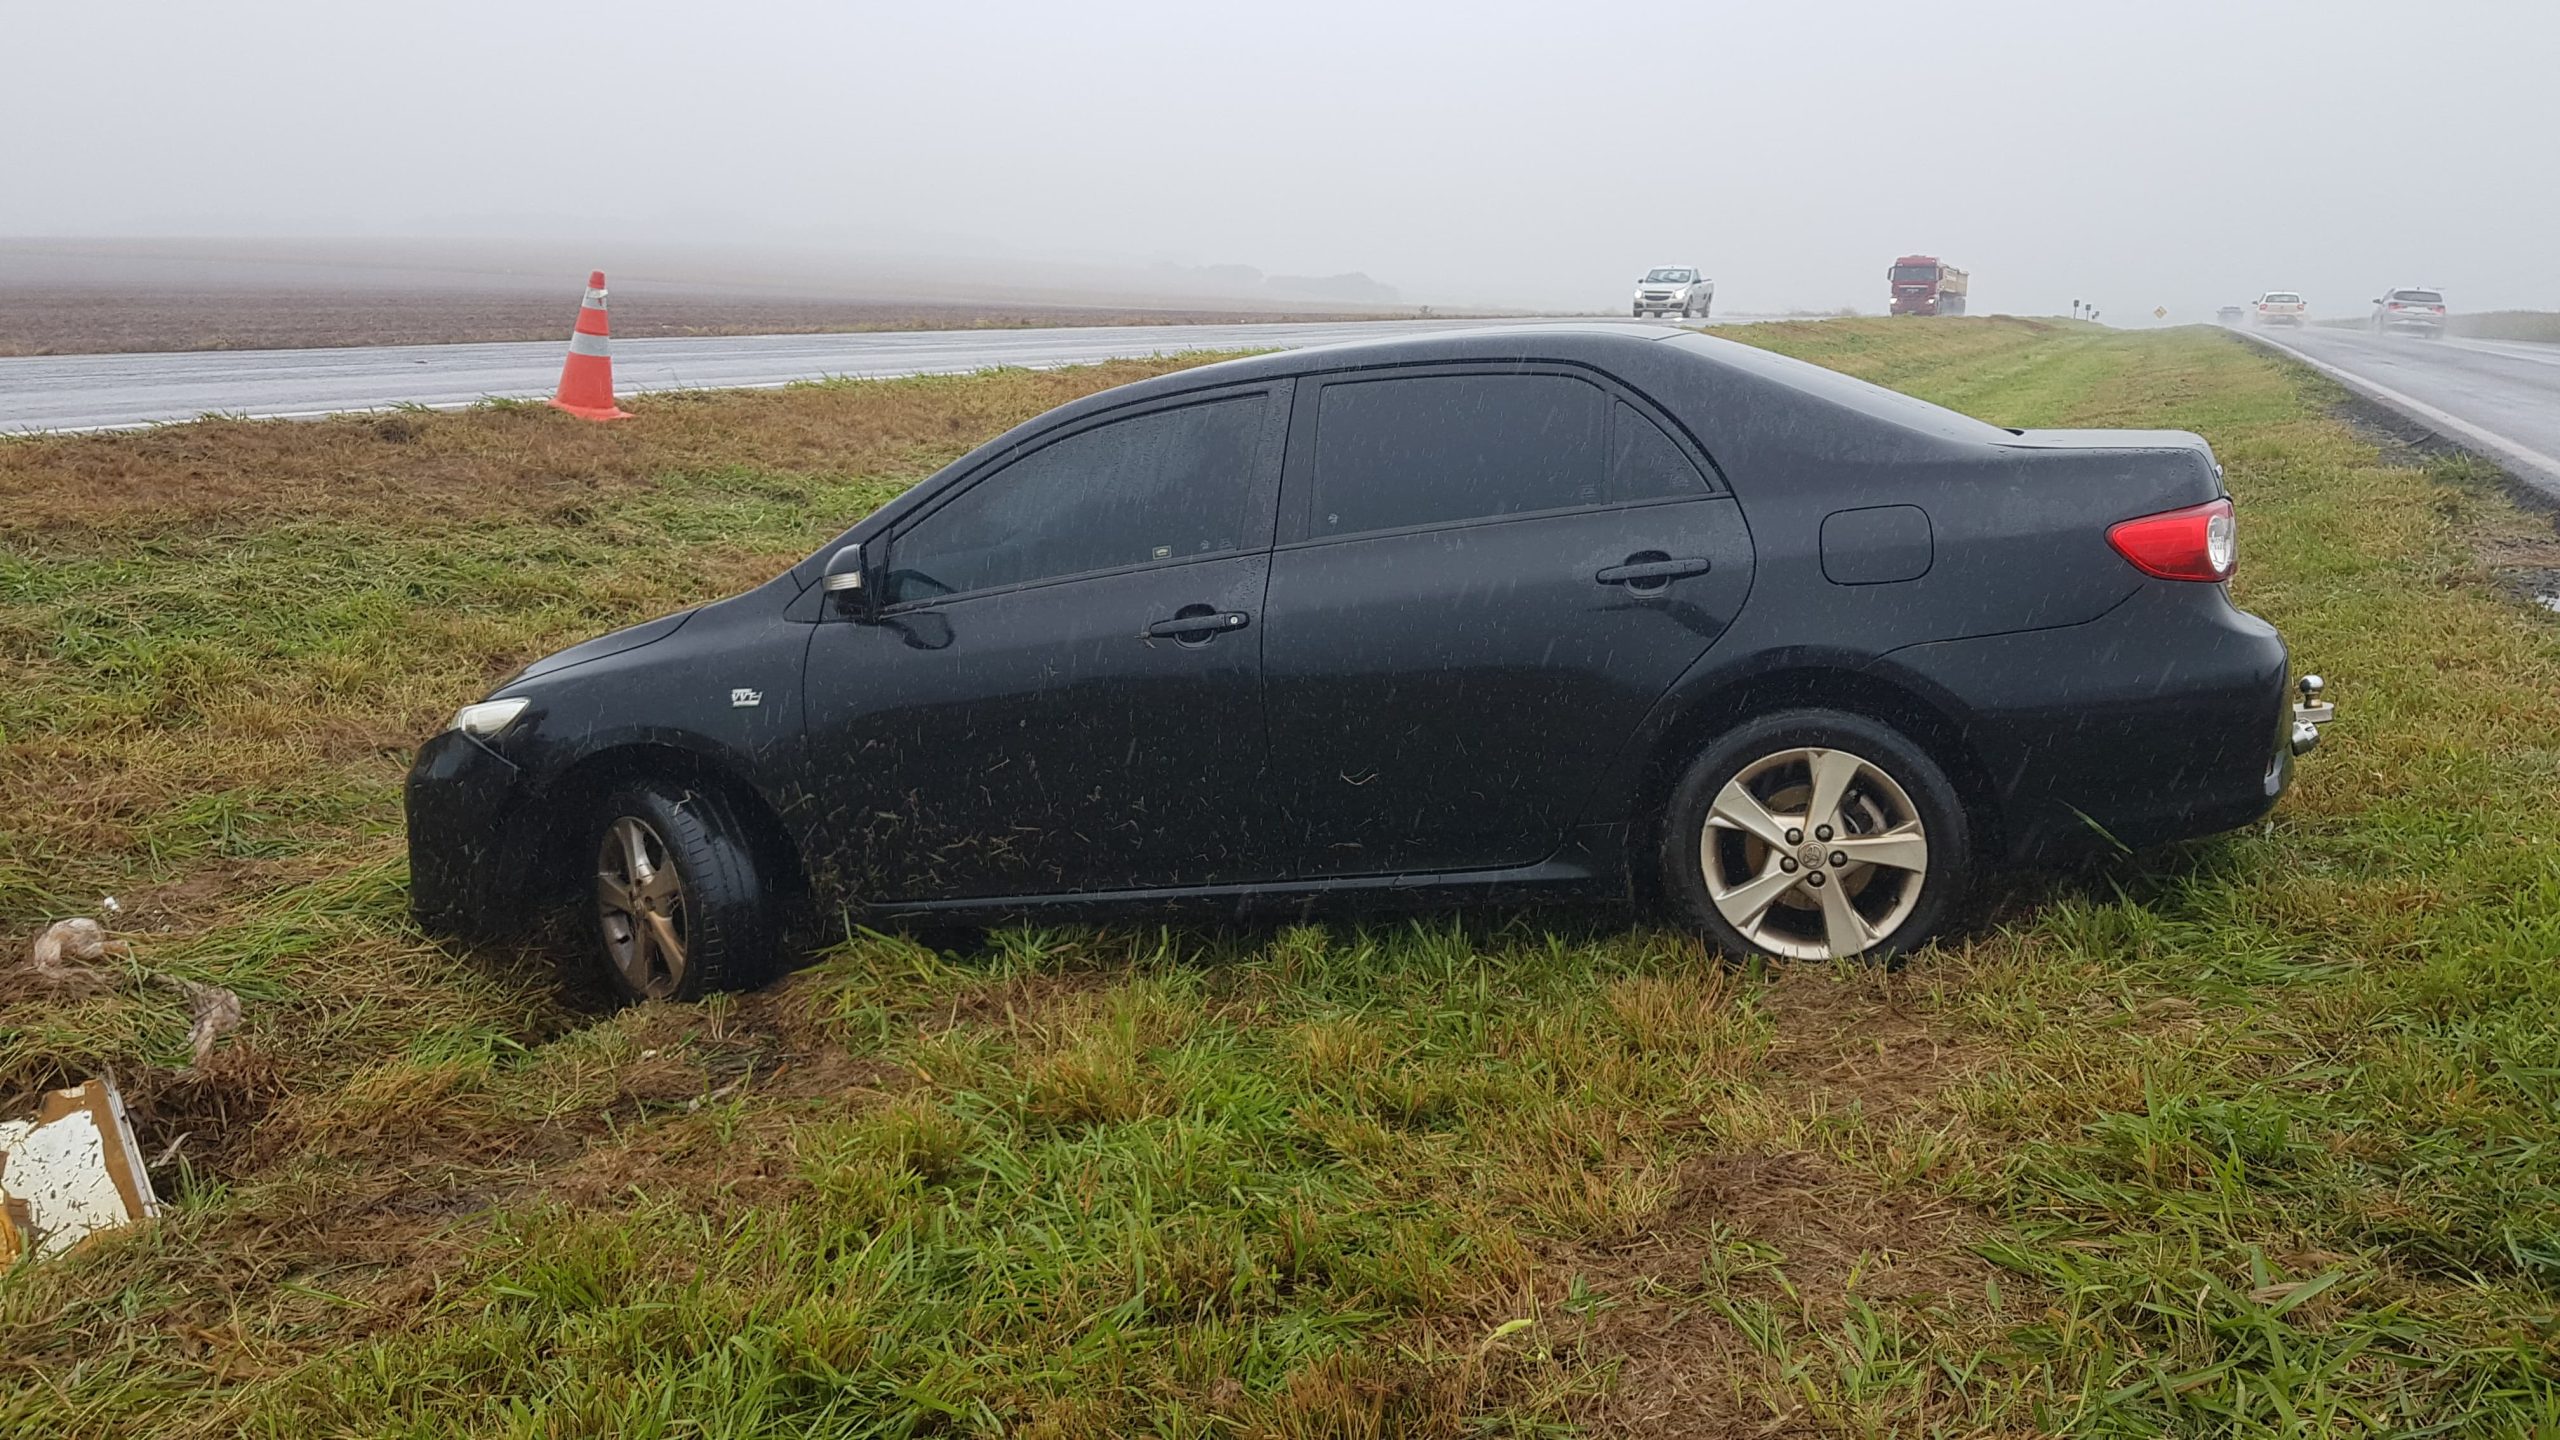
[2109,497,2236,582]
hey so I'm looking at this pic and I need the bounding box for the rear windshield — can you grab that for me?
[1644,268,1695,283]
[2263,293,2302,304]
[1666,332,2012,446]
[2392,290,2444,304]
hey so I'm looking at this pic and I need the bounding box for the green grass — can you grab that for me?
[4,318,2559,1435]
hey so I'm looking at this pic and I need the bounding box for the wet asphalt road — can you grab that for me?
[0,315,1761,434]
[2241,324,2560,501]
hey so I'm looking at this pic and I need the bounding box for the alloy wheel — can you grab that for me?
[1698,746,1930,960]
[597,815,689,998]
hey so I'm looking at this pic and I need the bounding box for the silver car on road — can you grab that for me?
[1633,267,1713,319]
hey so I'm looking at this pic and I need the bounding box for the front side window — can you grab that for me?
[1310,373,1605,538]
[885,395,1265,602]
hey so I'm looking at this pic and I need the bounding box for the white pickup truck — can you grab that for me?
[1633,267,1714,320]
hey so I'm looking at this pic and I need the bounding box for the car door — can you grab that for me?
[1259,366,1753,878]
[798,382,1288,903]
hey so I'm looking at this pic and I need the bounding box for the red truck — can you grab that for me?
[1888,255,1969,316]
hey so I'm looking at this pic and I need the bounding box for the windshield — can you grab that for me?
[1643,268,1695,283]
[2392,290,2444,304]
[1891,264,1938,283]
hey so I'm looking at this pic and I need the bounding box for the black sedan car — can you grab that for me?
[409,326,2323,999]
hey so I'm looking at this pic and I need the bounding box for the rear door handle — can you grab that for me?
[1145,610,1251,642]
[1595,555,1712,587]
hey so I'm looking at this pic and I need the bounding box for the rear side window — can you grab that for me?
[1311,373,1604,537]
[887,395,1265,602]
[1611,402,1711,500]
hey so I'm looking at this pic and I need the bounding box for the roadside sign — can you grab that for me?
[2153,306,2168,319]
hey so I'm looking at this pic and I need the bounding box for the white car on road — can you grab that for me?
[2252,291,2308,327]
[1633,267,1713,319]
[2370,287,2447,338]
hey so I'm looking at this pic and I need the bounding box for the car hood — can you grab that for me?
[507,606,699,686]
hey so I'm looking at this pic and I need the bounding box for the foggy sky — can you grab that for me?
[9,0,2556,319]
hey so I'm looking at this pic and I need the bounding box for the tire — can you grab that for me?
[1658,710,1971,965]
[588,778,778,1002]
[1633,305,1646,318]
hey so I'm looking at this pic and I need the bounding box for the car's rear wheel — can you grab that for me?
[1659,710,1970,964]
[590,779,776,1002]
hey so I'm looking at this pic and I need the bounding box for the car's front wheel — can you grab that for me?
[1659,710,1971,964]
[589,779,777,1002]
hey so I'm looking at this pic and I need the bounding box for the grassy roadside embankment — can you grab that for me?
[2452,311,2560,344]
[4,317,2558,1434]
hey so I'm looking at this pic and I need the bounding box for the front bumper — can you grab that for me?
[406,728,541,938]
[1889,584,2312,862]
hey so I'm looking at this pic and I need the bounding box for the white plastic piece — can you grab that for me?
[0,1078,162,1261]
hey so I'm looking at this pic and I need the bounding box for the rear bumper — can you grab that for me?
[1888,584,2294,863]
[406,729,541,939]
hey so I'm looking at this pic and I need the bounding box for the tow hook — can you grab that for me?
[2291,674,2335,756]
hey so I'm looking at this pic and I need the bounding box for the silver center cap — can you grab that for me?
[1797,842,1828,870]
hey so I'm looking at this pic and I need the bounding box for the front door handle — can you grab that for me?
[1145,609,1251,643]
[1595,555,1712,588]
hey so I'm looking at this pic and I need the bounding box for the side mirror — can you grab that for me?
[822,542,880,622]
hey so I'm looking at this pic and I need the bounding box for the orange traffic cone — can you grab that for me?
[547,270,633,421]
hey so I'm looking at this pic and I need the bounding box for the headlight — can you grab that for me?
[453,697,530,738]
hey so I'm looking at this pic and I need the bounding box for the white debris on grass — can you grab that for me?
[23,917,129,992]
[178,979,244,1073]
[0,1078,162,1262]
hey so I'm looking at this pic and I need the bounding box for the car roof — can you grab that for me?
[1070,323,1696,398]
[999,323,2025,451]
